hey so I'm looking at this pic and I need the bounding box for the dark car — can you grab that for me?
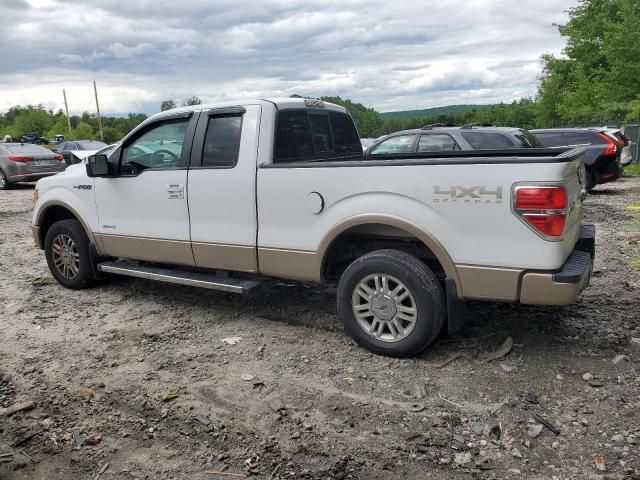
[365,125,543,156]
[0,143,66,189]
[20,133,49,145]
[530,128,622,190]
[55,140,107,165]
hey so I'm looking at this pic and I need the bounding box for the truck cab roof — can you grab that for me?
[149,98,347,123]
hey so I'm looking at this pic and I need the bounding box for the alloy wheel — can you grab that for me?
[351,273,417,342]
[51,234,80,279]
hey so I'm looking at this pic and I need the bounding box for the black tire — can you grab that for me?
[0,170,12,190]
[337,249,445,357]
[44,219,96,289]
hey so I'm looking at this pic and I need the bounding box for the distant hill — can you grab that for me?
[380,104,496,119]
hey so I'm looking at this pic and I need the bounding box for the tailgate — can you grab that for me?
[560,152,587,261]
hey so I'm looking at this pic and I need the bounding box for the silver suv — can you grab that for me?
[0,143,66,190]
[366,125,542,155]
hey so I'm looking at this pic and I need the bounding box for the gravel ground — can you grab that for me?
[0,176,639,480]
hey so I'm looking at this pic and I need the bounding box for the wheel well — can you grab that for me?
[322,224,446,283]
[38,206,80,247]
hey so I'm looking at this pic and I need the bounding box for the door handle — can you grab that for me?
[167,184,184,199]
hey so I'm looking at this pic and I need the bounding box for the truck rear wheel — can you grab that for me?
[337,249,445,357]
[44,219,96,289]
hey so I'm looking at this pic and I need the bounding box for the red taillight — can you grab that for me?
[522,214,566,237]
[515,186,567,210]
[514,185,568,239]
[8,155,33,163]
[54,154,64,161]
[597,132,618,156]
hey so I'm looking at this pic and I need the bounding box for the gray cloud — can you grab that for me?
[0,0,575,115]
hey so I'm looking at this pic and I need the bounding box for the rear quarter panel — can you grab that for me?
[257,158,582,272]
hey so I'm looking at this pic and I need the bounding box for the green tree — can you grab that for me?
[320,96,385,137]
[102,126,122,144]
[46,117,71,139]
[537,0,640,126]
[69,122,95,140]
[13,105,52,136]
[182,96,202,106]
[161,99,177,111]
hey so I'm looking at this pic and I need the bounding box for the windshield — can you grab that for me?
[78,141,107,150]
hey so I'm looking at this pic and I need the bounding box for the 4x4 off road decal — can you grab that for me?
[432,186,503,204]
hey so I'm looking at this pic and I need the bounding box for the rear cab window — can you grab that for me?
[274,109,362,163]
[461,131,517,149]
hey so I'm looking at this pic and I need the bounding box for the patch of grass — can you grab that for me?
[631,257,640,271]
[625,164,640,176]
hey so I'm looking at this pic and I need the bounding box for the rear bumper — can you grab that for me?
[456,224,596,305]
[593,156,623,184]
[520,224,595,305]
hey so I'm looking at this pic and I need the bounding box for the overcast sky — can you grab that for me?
[0,0,576,115]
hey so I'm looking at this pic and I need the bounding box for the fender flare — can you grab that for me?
[316,213,460,288]
[35,200,98,251]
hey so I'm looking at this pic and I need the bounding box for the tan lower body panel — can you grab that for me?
[95,234,196,267]
[520,270,589,305]
[192,242,257,273]
[258,247,320,282]
[456,265,523,302]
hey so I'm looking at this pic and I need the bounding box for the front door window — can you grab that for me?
[121,119,189,175]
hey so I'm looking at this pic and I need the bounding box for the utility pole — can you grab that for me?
[62,89,72,135]
[93,81,104,142]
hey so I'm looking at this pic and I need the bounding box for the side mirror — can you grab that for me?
[86,154,110,177]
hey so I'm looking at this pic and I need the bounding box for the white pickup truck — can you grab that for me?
[32,98,595,357]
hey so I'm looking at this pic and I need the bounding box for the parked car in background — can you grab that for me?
[2,135,13,143]
[360,138,377,150]
[531,128,622,190]
[55,140,107,165]
[365,126,543,156]
[599,128,632,167]
[0,143,65,190]
[95,144,117,156]
[20,133,50,145]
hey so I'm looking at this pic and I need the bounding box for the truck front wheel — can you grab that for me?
[337,249,445,357]
[44,219,96,289]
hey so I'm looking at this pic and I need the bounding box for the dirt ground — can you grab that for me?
[1,175,639,480]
